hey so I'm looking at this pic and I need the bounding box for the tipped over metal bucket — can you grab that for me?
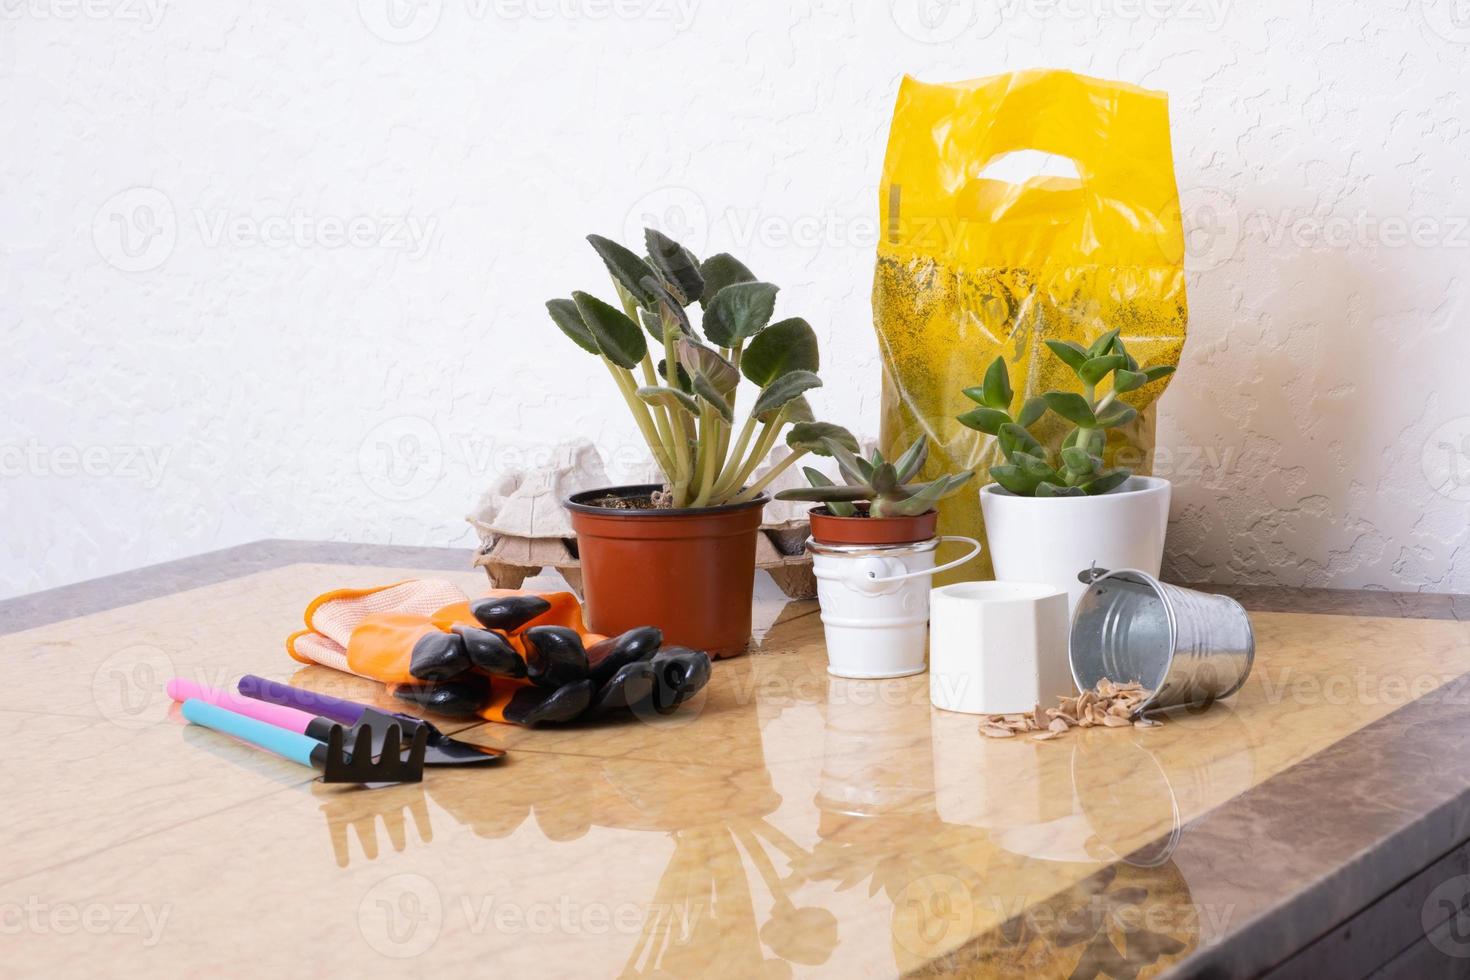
[1070,567,1255,713]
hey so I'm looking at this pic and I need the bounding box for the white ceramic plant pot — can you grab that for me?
[928,581,1073,715]
[810,536,982,679]
[979,475,1171,614]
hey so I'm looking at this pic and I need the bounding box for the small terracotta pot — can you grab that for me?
[565,484,769,659]
[806,505,938,546]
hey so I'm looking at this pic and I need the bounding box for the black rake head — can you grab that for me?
[318,721,427,786]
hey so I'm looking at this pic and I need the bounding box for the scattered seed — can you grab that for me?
[981,680,1156,743]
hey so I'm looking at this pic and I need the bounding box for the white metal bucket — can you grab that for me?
[809,535,982,678]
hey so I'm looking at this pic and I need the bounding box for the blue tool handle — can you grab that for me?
[182,698,322,768]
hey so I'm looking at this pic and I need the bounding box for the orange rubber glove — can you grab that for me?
[287,581,709,725]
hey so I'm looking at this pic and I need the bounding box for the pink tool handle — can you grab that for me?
[167,678,316,734]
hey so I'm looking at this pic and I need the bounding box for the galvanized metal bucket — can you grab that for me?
[1069,566,1254,712]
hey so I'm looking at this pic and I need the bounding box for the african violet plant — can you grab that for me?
[547,229,855,509]
[775,436,974,517]
[955,329,1175,497]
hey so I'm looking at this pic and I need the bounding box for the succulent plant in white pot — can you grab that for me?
[956,329,1177,611]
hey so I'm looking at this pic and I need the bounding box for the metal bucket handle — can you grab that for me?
[862,536,982,584]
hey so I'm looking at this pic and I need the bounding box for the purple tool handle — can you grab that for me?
[238,674,367,726]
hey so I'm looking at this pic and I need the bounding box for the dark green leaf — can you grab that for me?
[676,338,739,395]
[998,422,1045,461]
[774,483,869,504]
[892,437,929,483]
[1043,392,1096,426]
[657,358,692,392]
[587,235,657,307]
[1011,451,1059,483]
[571,291,646,369]
[1017,396,1048,428]
[1112,335,1138,371]
[1079,354,1125,386]
[1045,340,1089,372]
[870,462,899,495]
[742,317,818,386]
[546,298,599,356]
[784,394,815,423]
[1113,369,1146,393]
[644,228,703,304]
[885,471,974,516]
[1143,365,1176,383]
[956,407,1011,435]
[636,307,664,341]
[698,253,755,306]
[692,374,733,422]
[1060,447,1101,475]
[640,275,691,337]
[1095,402,1138,428]
[751,369,822,420]
[792,467,856,515]
[989,464,1039,496]
[826,439,873,486]
[787,422,857,454]
[981,356,1013,410]
[702,282,779,347]
[1087,328,1121,358]
[636,385,699,416]
[1082,470,1131,495]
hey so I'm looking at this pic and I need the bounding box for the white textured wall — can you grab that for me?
[4,1,1468,598]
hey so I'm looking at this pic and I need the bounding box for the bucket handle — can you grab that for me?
[864,536,983,584]
[1077,563,1112,585]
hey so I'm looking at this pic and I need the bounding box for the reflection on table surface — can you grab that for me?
[308,599,1263,977]
[9,560,1468,978]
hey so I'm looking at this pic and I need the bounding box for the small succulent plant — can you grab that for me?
[547,228,856,509]
[955,329,1175,497]
[774,436,975,517]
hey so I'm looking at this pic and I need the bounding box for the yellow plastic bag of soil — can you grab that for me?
[874,69,1187,583]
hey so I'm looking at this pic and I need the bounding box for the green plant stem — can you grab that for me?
[718,411,785,497]
[639,353,677,470]
[732,448,807,503]
[671,412,695,507]
[691,403,722,507]
[607,363,674,479]
[712,414,758,495]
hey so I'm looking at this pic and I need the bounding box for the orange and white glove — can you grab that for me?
[287,581,709,725]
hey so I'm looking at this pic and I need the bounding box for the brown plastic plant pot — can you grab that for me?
[565,484,769,660]
[806,505,938,547]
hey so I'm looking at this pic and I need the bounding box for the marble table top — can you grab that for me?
[4,540,1468,978]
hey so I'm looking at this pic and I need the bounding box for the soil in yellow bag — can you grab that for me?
[874,69,1187,583]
